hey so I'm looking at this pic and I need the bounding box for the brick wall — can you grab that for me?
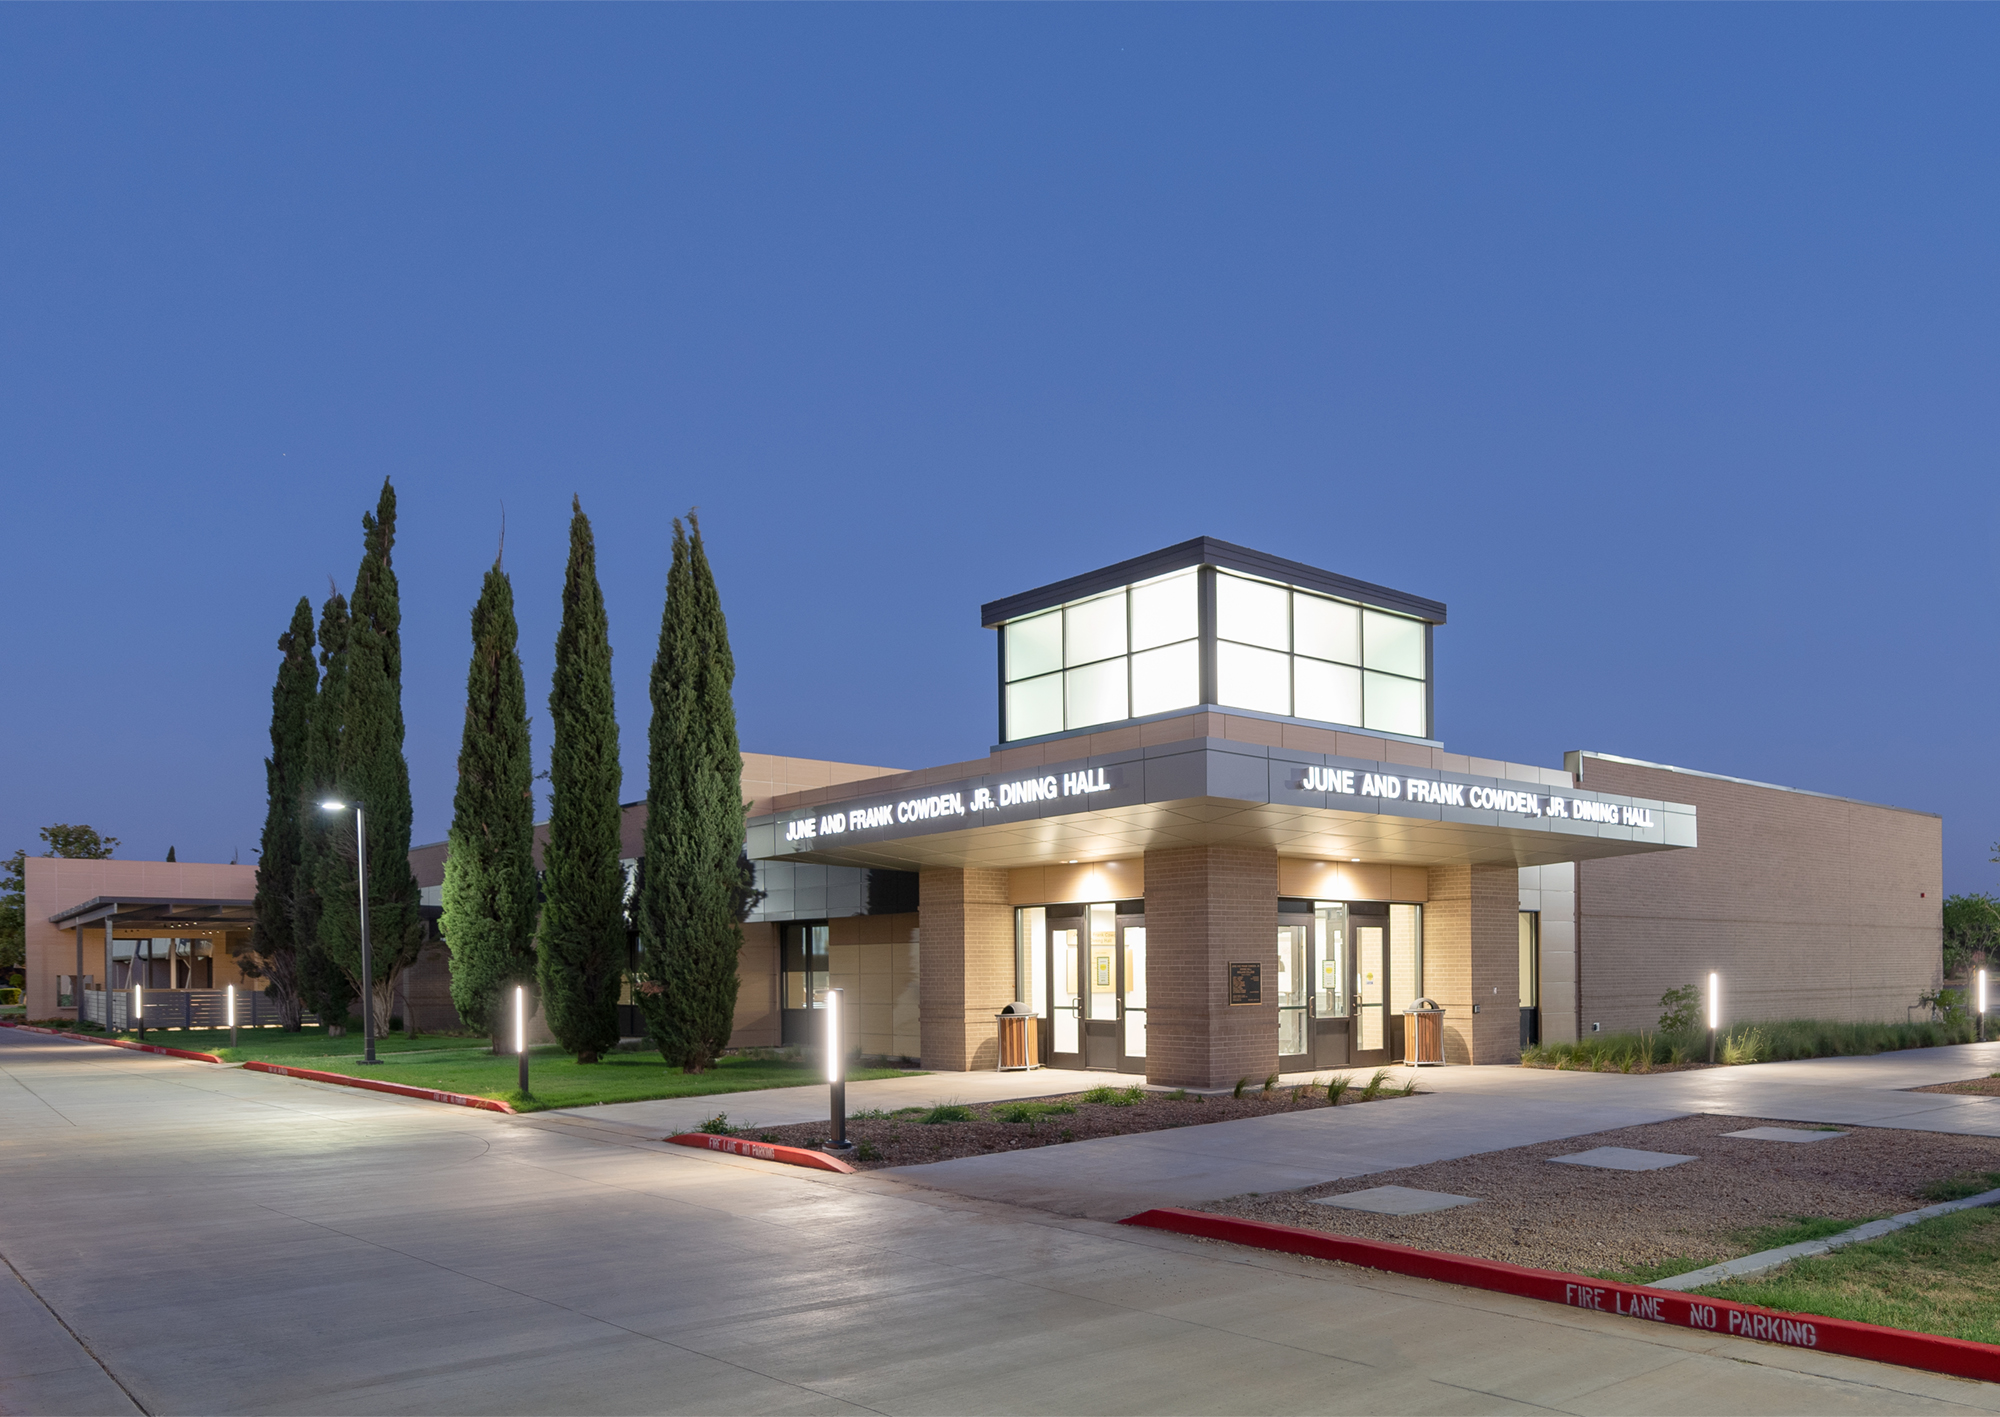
[1426,863,1521,1064]
[917,868,1012,1070]
[1575,757,1941,1034]
[1142,844,1279,1089]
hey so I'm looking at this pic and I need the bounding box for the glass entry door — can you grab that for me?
[1276,920,1310,1071]
[1049,915,1084,1068]
[1311,902,1351,1068]
[1082,903,1119,1070]
[1350,911,1391,1067]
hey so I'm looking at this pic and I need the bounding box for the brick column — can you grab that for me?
[1425,863,1520,1064]
[917,868,1012,1071]
[1142,844,1278,1089]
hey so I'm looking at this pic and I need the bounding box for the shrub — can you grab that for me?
[1081,1084,1144,1107]
[1233,1077,1249,1098]
[1262,1071,1279,1093]
[1327,1076,1352,1104]
[995,1100,1076,1124]
[1523,1017,1977,1072]
[921,1102,974,1124]
[1361,1068,1391,1100]
[1658,984,1700,1034]
[1164,1088,1193,1101]
[855,1140,882,1162]
[696,1112,732,1135]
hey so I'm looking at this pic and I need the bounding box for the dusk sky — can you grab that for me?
[4,7,1995,892]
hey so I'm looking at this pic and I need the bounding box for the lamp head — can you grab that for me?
[319,800,348,811]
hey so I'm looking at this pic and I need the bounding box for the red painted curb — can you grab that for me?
[243,1061,516,1114]
[0,1021,221,1063]
[1120,1209,2000,1384]
[667,1132,857,1173]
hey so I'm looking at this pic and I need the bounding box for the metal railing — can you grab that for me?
[80,989,318,1031]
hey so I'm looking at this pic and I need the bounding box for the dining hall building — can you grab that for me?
[26,539,1943,1086]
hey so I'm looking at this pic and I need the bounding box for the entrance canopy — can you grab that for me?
[748,734,1697,873]
[49,896,256,934]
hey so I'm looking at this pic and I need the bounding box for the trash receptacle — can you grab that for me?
[995,1003,1041,1071]
[1403,998,1445,1066]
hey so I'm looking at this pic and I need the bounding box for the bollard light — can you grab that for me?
[1980,969,1989,1044]
[1707,971,1719,1065]
[515,984,530,1097]
[228,982,238,1051]
[135,981,145,1041]
[822,988,854,1158]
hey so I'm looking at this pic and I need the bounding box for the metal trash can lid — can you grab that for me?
[996,1002,1038,1016]
[1402,998,1444,1013]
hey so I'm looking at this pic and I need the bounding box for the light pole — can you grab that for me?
[319,799,378,1066]
[1707,970,1720,1065]
[515,984,531,1097]
[822,987,854,1159]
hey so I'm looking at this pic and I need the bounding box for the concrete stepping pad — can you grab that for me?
[1721,1126,1847,1143]
[1309,1185,1480,1215]
[1548,1146,1696,1172]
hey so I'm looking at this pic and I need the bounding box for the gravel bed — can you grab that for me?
[1910,1074,2000,1096]
[697,1078,1423,1170]
[1202,1114,2000,1277]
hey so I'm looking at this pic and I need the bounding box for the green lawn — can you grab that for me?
[86,1024,919,1113]
[1695,1206,2000,1344]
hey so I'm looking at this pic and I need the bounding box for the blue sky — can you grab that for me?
[3,7,1995,890]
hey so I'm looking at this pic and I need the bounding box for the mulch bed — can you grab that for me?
[1910,1075,2000,1096]
[713,1079,1422,1171]
[1202,1114,2000,1278]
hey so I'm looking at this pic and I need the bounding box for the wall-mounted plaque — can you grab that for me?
[1228,961,1261,1006]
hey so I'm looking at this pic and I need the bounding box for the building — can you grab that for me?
[26,538,1942,1080]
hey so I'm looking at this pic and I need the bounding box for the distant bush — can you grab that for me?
[1081,1084,1144,1107]
[1657,984,1700,1034]
[921,1102,974,1124]
[1523,1017,1975,1071]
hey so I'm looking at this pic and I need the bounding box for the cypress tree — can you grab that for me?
[316,478,425,1038]
[250,597,316,1029]
[536,497,626,1064]
[633,513,747,1073]
[295,589,354,1033]
[441,555,537,1037]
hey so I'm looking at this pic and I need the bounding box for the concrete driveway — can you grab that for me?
[4,1028,1998,1415]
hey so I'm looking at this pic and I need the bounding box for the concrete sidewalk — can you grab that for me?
[8,1025,1994,1414]
[878,1042,2000,1219]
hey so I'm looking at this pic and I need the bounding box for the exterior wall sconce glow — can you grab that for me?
[823,987,854,1158]
[1707,971,1720,1064]
[317,798,378,1065]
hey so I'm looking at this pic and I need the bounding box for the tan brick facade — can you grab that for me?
[1574,757,1941,1035]
[917,868,1013,1070]
[1425,863,1522,1064]
[1142,844,1280,1088]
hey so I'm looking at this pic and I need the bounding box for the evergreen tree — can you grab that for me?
[441,556,538,1037]
[249,598,316,1029]
[536,497,625,1064]
[633,513,747,1073]
[315,479,425,1039]
[165,846,176,862]
[295,590,354,1033]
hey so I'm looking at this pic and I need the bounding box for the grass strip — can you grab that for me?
[1592,1216,1875,1286]
[1695,1206,2000,1345]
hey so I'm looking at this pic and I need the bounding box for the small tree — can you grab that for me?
[2,827,120,975]
[1943,893,2000,981]
[633,514,748,1073]
[536,498,626,1064]
[295,590,353,1034]
[1657,984,1700,1034]
[441,556,538,1039]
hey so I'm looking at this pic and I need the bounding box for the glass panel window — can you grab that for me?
[1216,572,1289,651]
[1006,673,1064,740]
[1122,925,1146,1057]
[1064,591,1127,667]
[1362,609,1425,678]
[1293,657,1362,727]
[1293,591,1359,665]
[1519,911,1538,1008]
[1216,640,1290,715]
[1087,904,1118,1020]
[1364,671,1425,736]
[1130,640,1199,718]
[1065,657,1128,729]
[1005,611,1062,682]
[1129,571,1197,651]
[1314,902,1347,1018]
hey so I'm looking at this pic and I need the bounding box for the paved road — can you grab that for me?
[4,1029,1999,1415]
